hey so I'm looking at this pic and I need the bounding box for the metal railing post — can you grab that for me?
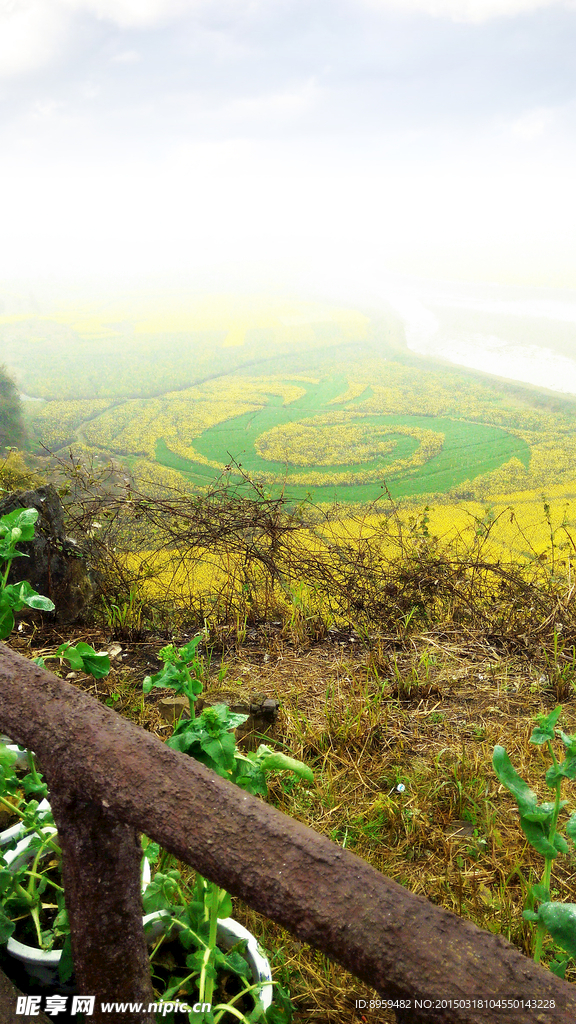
[48,788,155,1024]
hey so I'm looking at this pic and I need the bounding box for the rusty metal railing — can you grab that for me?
[0,644,575,1024]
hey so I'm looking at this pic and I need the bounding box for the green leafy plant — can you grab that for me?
[493,706,576,976]
[144,870,295,1024]
[101,585,145,637]
[0,742,73,979]
[0,743,49,850]
[143,637,313,1021]
[0,507,55,639]
[33,641,110,680]
[0,823,71,963]
[143,638,205,719]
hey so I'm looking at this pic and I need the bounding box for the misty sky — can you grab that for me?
[1,0,576,297]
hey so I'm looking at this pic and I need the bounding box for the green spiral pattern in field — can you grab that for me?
[155,375,530,503]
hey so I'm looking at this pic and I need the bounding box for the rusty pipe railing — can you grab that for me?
[0,644,575,1024]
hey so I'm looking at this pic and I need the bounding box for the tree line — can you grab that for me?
[0,365,25,451]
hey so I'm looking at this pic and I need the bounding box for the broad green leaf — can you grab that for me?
[566,813,576,846]
[53,907,69,933]
[58,934,74,984]
[549,957,569,979]
[0,507,38,541]
[169,717,197,740]
[265,984,295,1024]
[546,758,576,786]
[255,745,314,783]
[0,539,17,560]
[0,605,14,639]
[2,507,37,532]
[534,800,566,816]
[537,903,576,957]
[142,663,184,693]
[177,637,203,662]
[77,651,110,679]
[218,890,233,918]
[518,815,559,858]
[553,833,569,854]
[0,869,15,896]
[0,744,17,770]
[0,910,15,944]
[142,874,179,914]
[0,584,28,609]
[531,882,550,902]
[2,581,54,615]
[249,997,266,1022]
[222,949,251,979]
[235,759,268,797]
[57,643,85,671]
[188,1008,215,1024]
[141,838,160,864]
[183,678,203,699]
[493,745,539,814]
[213,946,231,972]
[224,710,249,731]
[558,730,576,756]
[165,731,197,756]
[200,731,236,773]
[22,772,47,800]
[22,593,55,611]
[531,706,563,745]
[187,950,216,981]
[58,642,110,679]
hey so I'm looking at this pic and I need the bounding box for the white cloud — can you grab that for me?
[0,0,203,80]
[364,0,575,22]
[511,106,555,140]
[0,1,69,78]
[110,49,141,62]
[60,0,201,28]
[215,79,322,127]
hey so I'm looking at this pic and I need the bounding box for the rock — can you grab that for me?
[157,696,191,724]
[444,820,476,839]
[230,694,280,750]
[0,484,94,624]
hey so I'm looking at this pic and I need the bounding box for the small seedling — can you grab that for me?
[493,706,576,975]
[33,642,110,680]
